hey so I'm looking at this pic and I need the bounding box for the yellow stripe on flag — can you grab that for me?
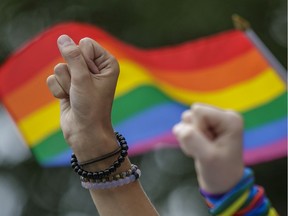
[160,68,285,111]
[6,58,284,123]
[17,64,285,147]
[116,60,153,96]
[18,101,60,147]
[117,60,285,111]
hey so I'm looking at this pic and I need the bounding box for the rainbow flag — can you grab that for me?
[0,23,286,167]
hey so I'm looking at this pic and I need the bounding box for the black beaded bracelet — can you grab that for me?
[80,164,139,183]
[71,132,129,179]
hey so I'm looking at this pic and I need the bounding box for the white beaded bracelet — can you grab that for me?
[80,164,141,190]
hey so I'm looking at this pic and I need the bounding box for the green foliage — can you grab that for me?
[0,0,286,65]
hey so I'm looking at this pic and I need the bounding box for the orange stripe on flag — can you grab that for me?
[149,49,269,91]
[2,58,61,121]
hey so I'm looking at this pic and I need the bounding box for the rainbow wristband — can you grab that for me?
[200,168,279,216]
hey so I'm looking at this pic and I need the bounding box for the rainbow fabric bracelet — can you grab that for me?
[200,168,279,216]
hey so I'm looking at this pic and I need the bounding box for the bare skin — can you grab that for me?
[47,35,159,216]
[47,34,245,215]
[173,104,244,194]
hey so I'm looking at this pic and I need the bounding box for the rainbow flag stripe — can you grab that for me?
[0,23,286,166]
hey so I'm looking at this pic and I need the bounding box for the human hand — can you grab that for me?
[173,104,244,194]
[46,35,160,216]
[47,35,120,161]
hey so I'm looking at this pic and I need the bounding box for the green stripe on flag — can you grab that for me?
[31,130,68,162]
[32,88,286,162]
[242,92,287,129]
[112,85,171,124]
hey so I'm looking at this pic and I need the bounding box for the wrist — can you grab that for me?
[70,131,134,188]
[71,132,131,178]
[200,168,276,216]
[196,159,244,194]
[67,128,118,161]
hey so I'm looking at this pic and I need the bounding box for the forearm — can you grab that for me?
[70,130,159,216]
[49,35,158,216]
[89,174,159,216]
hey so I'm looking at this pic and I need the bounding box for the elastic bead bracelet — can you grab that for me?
[80,164,137,183]
[81,164,141,190]
[71,132,129,180]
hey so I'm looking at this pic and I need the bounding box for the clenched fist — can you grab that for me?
[173,104,244,194]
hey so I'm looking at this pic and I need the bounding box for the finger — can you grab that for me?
[192,103,243,138]
[57,35,90,84]
[79,37,119,76]
[181,110,193,123]
[54,63,71,95]
[173,122,211,158]
[78,38,100,74]
[173,123,199,146]
[46,75,68,99]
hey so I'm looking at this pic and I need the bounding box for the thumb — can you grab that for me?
[57,35,91,85]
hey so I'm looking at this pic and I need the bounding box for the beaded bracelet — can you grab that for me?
[80,164,138,183]
[81,164,141,190]
[71,132,129,180]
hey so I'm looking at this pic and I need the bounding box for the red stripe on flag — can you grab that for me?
[0,23,254,98]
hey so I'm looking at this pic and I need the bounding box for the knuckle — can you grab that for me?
[192,103,205,115]
[46,75,55,87]
[111,57,120,74]
[54,66,62,77]
[181,110,191,121]
[54,63,62,72]
[105,55,120,75]
[63,46,82,59]
[226,110,243,122]
[109,55,117,63]
[53,89,66,99]
[180,126,194,142]
[46,75,65,99]
[226,110,243,129]
[79,37,92,46]
[54,63,66,75]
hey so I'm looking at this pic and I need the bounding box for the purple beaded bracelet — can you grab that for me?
[81,164,141,190]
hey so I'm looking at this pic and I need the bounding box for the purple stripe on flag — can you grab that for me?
[244,138,287,165]
[129,131,178,156]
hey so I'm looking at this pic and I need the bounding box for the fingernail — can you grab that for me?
[58,35,73,47]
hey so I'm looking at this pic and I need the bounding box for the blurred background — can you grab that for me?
[0,0,287,215]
